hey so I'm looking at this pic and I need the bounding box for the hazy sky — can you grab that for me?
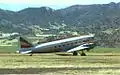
[0,0,119,11]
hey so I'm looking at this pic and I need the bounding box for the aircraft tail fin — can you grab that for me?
[19,37,33,48]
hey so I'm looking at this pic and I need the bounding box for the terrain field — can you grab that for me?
[0,46,120,75]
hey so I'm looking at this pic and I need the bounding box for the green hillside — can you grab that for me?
[0,2,120,47]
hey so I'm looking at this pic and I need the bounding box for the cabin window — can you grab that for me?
[71,43,74,45]
[63,44,65,46]
[54,46,57,48]
[83,40,88,42]
[59,45,61,47]
[75,42,77,44]
[79,40,81,43]
[67,43,69,45]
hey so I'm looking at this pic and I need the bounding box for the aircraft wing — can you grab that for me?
[67,45,88,53]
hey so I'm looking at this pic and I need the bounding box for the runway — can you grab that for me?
[0,53,120,74]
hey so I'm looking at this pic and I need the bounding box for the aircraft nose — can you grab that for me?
[89,42,96,48]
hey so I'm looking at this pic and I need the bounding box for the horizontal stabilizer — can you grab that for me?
[20,50,32,54]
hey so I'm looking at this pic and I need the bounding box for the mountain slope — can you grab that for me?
[0,2,120,47]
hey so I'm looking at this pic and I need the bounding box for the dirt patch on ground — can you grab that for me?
[0,67,120,74]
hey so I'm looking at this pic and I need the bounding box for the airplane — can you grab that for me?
[16,34,96,56]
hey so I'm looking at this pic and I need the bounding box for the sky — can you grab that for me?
[0,0,120,11]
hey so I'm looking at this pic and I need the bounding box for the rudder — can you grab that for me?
[19,37,33,48]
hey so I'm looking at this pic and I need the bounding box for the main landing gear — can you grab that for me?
[73,51,78,56]
[73,51,86,56]
[80,51,86,56]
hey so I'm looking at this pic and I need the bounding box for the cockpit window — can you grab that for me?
[83,40,88,42]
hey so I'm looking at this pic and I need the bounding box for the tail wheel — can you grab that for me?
[29,53,33,56]
[73,51,78,56]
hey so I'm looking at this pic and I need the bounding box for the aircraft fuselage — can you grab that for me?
[18,35,94,54]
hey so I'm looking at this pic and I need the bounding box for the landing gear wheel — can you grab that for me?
[73,51,78,56]
[81,51,86,56]
[29,53,33,56]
